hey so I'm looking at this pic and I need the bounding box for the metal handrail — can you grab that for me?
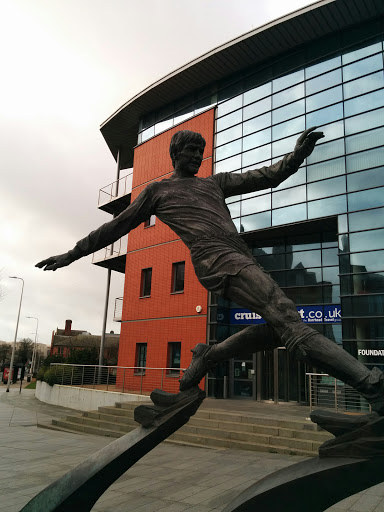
[98,171,133,207]
[306,372,371,414]
[91,234,128,263]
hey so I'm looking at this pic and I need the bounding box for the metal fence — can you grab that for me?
[50,363,185,395]
[98,172,133,207]
[91,233,128,263]
[307,373,371,414]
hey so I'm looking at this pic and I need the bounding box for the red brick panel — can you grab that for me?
[117,316,207,393]
[122,241,207,321]
[132,108,215,188]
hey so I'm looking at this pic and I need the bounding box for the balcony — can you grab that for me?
[113,297,123,322]
[98,172,133,216]
[92,235,128,273]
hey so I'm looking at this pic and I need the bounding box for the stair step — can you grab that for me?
[52,419,122,438]
[68,415,136,433]
[85,411,137,427]
[169,431,316,457]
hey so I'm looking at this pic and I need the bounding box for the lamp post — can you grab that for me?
[7,277,24,392]
[26,316,38,379]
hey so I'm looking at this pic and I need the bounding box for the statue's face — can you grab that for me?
[175,142,204,176]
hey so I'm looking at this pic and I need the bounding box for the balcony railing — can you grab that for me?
[91,235,128,273]
[114,297,123,322]
[307,373,371,414]
[50,363,186,395]
[98,172,133,215]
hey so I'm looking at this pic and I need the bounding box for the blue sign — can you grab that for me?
[228,305,341,325]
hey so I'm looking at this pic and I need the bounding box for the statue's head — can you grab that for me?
[169,130,206,169]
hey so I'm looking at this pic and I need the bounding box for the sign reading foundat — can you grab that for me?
[229,305,341,325]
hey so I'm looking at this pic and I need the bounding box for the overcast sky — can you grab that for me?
[0,0,316,346]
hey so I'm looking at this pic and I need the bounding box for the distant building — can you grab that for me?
[50,320,119,364]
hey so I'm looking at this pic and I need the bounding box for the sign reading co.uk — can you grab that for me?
[229,305,341,325]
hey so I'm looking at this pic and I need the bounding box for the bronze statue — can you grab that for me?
[36,127,384,414]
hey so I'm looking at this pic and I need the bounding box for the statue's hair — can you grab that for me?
[169,130,206,167]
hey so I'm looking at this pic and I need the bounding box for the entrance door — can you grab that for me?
[231,357,255,399]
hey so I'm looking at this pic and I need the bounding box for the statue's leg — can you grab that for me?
[225,265,384,414]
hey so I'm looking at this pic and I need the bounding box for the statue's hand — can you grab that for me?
[294,126,324,160]
[35,253,73,271]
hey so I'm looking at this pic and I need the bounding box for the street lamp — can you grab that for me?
[7,276,24,392]
[26,316,38,379]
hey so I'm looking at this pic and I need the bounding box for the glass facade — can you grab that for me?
[137,19,384,400]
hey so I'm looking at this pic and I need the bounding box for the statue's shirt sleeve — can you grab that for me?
[68,186,155,260]
[213,153,301,198]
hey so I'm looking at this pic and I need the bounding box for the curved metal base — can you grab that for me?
[223,456,384,512]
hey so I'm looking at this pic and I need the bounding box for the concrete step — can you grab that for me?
[68,415,136,433]
[85,411,137,427]
[169,431,315,457]
[52,418,122,438]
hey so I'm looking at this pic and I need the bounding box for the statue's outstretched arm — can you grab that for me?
[36,187,154,271]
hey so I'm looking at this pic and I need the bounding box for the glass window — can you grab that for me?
[141,126,154,142]
[242,159,272,174]
[272,185,306,208]
[306,86,343,112]
[273,83,304,109]
[307,139,344,165]
[243,128,271,151]
[243,82,271,106]
[291,250,322,269]
[306,56,341,80]
[345,108,384,136]
[342,295,384,317]
[215,154,242,174]
[307,176,346,200]
[342,273,384,295]
[136,343,147,370]
[242,145,271,168]
[243,97,271,121]
[217,110,242,132]
[350,229,384,252]
[343,318,384,341]
[241,193,271,216]
[307,157,345,182]
[217,95,242,117]
[308,195,347,219]
[168,342,181,372]
[306,68,342,95]
[283,285,324,305]
[346,127,384,154]
[342,41,382,65]
[349,207,384,232]
[275,167,306,191]
[343,54,383,82]
[322,248,339,266]
[349,250,384,273]
[243,112,271,135]
[284,267,322,286]
[172,262,185,293]
[273,69,304,92]
[272,99,305,124]
[343,71,384,100]
[348,187,384,211]
[216,139,242,161]
[344,89,384,117]
[338,214,348,234]
[140,268,152,297]
[346,148,384,173]
[216,124,242,146]
[271,134,298,158]
[272,116,305,141]
[240,211,271,232]
[323,266,339,285]
[306,103,343,128]
[317,120,344,143]
[287,233,321,251]
[272,203,306,226]
[227,201,240,218]
[347,167,384,193]
[155,119,173,135]
[226,194,241,204]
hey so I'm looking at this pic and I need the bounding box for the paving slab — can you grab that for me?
[0,387,383,511]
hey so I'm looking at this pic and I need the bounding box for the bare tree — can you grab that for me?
[0,344,11,366]
[15,338,34,365]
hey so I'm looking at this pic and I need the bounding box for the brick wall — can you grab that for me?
[117,109,215,393]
